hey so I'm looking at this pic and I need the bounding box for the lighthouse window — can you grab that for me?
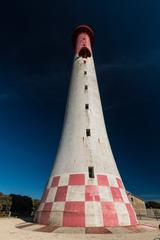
[86,129,91,137]
[88,166,94,178]
[84,60,86,64]
[85,104,89,110]
[85,85,88,90]
[84,71,87,75]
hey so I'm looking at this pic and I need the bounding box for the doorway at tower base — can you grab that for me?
[35,172,138,227]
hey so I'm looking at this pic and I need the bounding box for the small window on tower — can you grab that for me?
[85,85,88,90]
[84,60,86,64]
[88,166,94,178]
[84,71,87,75]
[86,129,91,137]
[85,104,89,110]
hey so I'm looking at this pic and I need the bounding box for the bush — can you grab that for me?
[10,194,33,217]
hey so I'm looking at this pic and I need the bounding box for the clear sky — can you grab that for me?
[0,0,160,200]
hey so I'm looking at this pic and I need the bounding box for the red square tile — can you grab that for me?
[69,174,85,185]
[41,188,49,202]
[126,204,137,225]
[43,202,53,211]
[63,202,85,227]
[39,211,50,225]
[97,175,109,186]
[110,187,123,202]
[85,185,100,201]
[116,178,123,189]
[51,176,60,187]
[101,202,118,227]
[55,186,68,202]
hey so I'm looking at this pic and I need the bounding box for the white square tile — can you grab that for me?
[52,202,65,211]
[66,185,85,201]
[85,202,103,227]
[50,211,64,226]
[99,186,113,202]
[59,173,69,186]
[37,211,42,222]
[114,202,130,225]
[46,187,57,202]
[120,189,130,203]
[108,175,119,187]
[85,174,98,185]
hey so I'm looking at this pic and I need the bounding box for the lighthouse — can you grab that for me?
[35,25,138,227]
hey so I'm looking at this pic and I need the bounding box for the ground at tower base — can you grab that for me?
[0,218,160,240]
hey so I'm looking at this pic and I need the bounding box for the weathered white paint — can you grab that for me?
[48,55,120,182]
[66,185,85,201]
[85,202,103,227]
[46,187,57,202]
[58,173,69,186]
[99,186,113,202]
[120,189,130,204]
[114,202,130,225]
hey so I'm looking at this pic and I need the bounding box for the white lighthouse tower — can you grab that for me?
[35,25,137,227]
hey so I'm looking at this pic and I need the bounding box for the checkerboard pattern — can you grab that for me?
[36,173,137,227]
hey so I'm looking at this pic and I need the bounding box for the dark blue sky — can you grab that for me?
[0,0,160,200]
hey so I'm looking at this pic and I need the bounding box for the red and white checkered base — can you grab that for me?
[35,173,137,227]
